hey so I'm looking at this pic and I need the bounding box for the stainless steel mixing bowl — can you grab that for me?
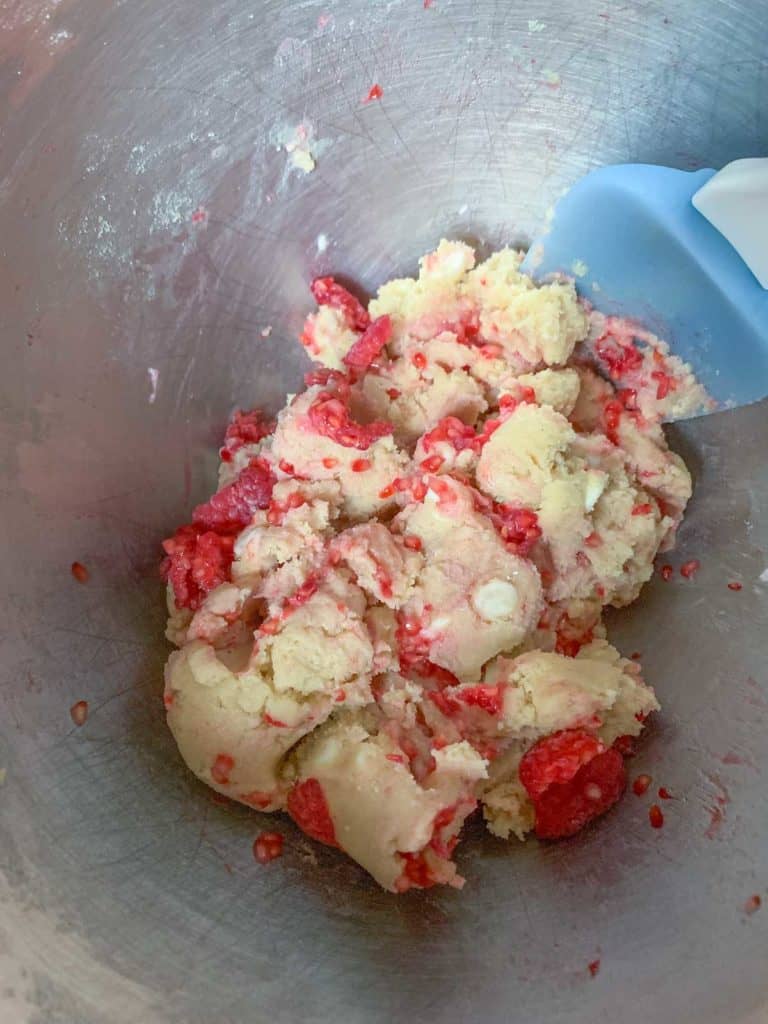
[1,1,767,1021]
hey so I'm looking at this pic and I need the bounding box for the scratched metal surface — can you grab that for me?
[1,0,767,1021]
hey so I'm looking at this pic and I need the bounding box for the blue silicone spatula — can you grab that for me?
[520,159,768,412]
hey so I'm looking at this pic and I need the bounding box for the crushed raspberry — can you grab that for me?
[660,564,674,581]
[364,83,383,102]
[193,457,275,530]
[278,459,295,475]
[241,791,273,809]
[528,748,627,839]
[163,692,174,710]
[378,484,395,499]
[308,392,393,450]
[263,713,289,728]
[322,457,339,470]
[651,369,677,400]
[632,773,652,795]
[613,734,636,757]
[421,416,477,454]
[161,525,235,610]
[520,730,606,801]
[287,778,338,846]
[602,398,624,444]
[386,387,401,400]
[351,458,371,472]
[631,503,653,516]
[595,329,644,379]
[555,629,593,658]
[259,616,281,635]
[658,787,673,800]
[304,367,351,392]
[411,351,428,370]
[396,611,459,686]
[223,408,274,452]
[648,803,664,828]
[679,559,700,579]
[727,581,743,591]
[588,959,601,978]
[455,684,504,716]
[618,387,638,410]
[428,685,502,718]
[310,276,370,331]
[386,753,406,764]
[396,851,436,890]
[266,491,306,526]
[420,453,444,473]
[70,700,88,726]
[253,832,284,864]
[343,314,391,372]
[584,531,602,548]
[403,535,422,551]
[211,754,235,785]
[70,561,89,583]
[490,504,542,556]
[744,894,762,915]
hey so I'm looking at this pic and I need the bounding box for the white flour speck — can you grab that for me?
[571,259,589,277]
[316,234,328,254]
[261,326,273,338]
[148,367,159,403]
[759,568,768,583]
[528,19,546,32]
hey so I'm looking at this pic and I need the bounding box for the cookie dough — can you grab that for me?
[161,240,698,892]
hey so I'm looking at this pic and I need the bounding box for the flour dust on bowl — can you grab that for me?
[1,2,767,1023]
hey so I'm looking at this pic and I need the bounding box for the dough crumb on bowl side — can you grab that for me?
[159,239,699,892]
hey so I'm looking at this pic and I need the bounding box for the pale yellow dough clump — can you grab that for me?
[162,240,698,892]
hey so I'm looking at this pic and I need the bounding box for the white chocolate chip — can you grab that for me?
[584,469,608,512]
[472,579,519,622]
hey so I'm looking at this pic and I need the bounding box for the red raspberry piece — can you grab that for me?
[364,83,383,103]
[530,748,627,839]
[211,753,235,785]
[253,832,284,863]
[631,503,653,516]
[648,803,664,828]
[193,457,276,530]
[287,778,338,846]
[603,398,624,445]
[308,392,393,450]
[343,314,392,372]
[519,729,606,801]
[161,525,235,610]
[490,504,541,556]
[310,276,370,331]
[632,773,652,795]
[595,330,644,378]
[71,561,89,583]
[651,369,677,400]
[70,700,88,726]
[679,559,700,579]
[455,684,504,716]
[223,408,274,452]
[303,367,351,393]
[396,851,437,890]
[421,416,477,454]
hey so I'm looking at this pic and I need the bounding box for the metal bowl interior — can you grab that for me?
[1,1,767,1022]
